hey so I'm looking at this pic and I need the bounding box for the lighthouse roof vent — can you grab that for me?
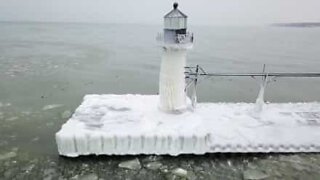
[164,3,187,18]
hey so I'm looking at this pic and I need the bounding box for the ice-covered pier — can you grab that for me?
[56,94,320,157]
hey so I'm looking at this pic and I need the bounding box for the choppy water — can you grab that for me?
[1,22,320,179]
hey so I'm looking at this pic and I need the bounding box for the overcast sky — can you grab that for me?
[0,0,319,25]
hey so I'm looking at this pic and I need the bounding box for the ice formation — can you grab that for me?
[255,76,268,113]
[56,94,320,157]
[255,82,266,112]
[159,49,187,112]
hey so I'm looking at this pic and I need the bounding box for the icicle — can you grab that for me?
[191,81,197,109]
[255,77,267,112]
[191,65,199,109]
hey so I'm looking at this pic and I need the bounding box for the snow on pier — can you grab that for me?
[56,94,320,157]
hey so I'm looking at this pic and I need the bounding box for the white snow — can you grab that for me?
[56,94,320,157]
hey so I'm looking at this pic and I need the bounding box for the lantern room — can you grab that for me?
[162,3,193,45]
[164,3,187,30]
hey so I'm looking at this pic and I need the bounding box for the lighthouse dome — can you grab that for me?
[164,3,187,30]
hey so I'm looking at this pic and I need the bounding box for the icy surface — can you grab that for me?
[118,158,141,170]
[159,50,187,112]
[56,94,320,157]
[146,162,163,170]
[172,168,188,177]
[255,83,267,113]
[61,110,72,119]
[42,104,64,111]
[243,169,269,180]
[0,152,17,161]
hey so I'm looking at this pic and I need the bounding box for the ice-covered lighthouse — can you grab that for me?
[56,2,320,157]
[158,2,193,112]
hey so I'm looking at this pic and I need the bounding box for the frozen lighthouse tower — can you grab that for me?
[158,2,193,112]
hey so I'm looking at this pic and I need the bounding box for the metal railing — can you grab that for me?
[156,32,194,44]
[185,64,320,109]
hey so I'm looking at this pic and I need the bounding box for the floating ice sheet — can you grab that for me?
[56,94,320,157]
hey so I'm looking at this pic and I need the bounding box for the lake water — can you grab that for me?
[0,22,320,179]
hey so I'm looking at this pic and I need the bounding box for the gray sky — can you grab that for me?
[0,0,319,25]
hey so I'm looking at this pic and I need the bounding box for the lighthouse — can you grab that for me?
[157,2,193,112]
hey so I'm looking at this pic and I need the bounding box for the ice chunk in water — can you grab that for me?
[146,162,163,170]
[0,151,17,161]
[243,169,269,180]
[172,168,188,177]
[118,158,141,170]
[42,104,63,110]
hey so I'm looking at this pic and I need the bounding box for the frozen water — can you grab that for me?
[159,49,187,112]
[0,102,11,108]
[243,169,269,180]
[22,164,35,173]
[255,78,268,113]
[144,155,163,162]
[78,173,98,180]
[0,151,17,161]
[5,116,18,121]
[0,112,3,119]
[255,84,266,113]
[43,168,57,180]
[31,137,40,142]
[42,104,64,111]
[61,110,72,119]
[56,94,320,156]
[118,158,141,170]
[146,162,163,170]
[172,168,188,177]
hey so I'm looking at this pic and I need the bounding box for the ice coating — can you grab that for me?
[159,49,187,112]
[255,82,267,112]
[56,94,320,157]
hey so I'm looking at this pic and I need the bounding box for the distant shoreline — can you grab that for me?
[272,22,320,28]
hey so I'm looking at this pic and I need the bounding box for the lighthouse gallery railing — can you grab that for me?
[156,32,194,44]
